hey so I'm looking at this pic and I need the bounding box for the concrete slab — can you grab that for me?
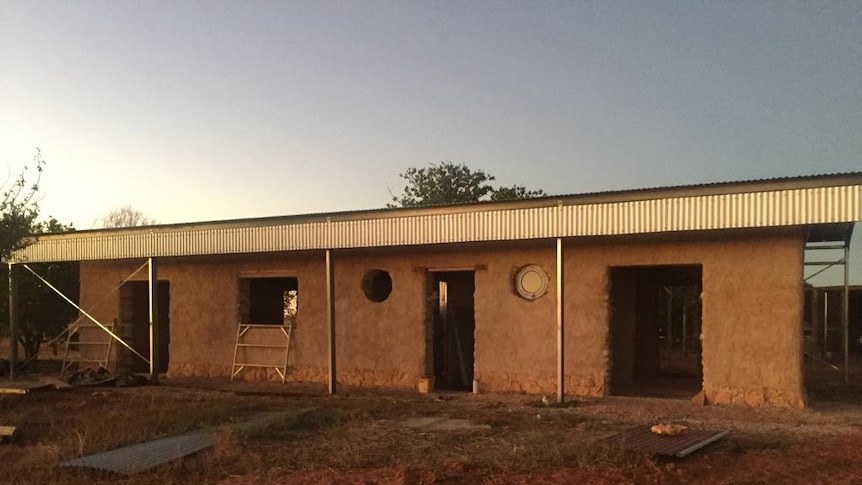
[37,376,72,390]
[402,416,491,431]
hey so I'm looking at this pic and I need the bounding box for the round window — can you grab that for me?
[361,269,392,302]
[514,264,549,300]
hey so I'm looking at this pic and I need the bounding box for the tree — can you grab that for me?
[98,205,156,228]
[388,161,546,208]
[13,218,79,360]
[490,185,548,202]
[0,150,79,362]
[1,149,43,261]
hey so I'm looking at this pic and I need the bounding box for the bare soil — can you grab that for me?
[2,373,862,484]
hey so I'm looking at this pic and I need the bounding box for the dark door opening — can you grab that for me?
[609,265,702,398]
[429,271,475,391]
[119,281,170,373]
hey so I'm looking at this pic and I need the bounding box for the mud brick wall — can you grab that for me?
[566,228,806,407]
[329,244,557,390]
[77,227,805,407]
[77,244,559,390]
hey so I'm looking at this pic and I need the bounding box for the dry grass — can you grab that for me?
[2,377,862,484]
[0,385,285,484]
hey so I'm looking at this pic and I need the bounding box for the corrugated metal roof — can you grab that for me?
[10,173,862,263]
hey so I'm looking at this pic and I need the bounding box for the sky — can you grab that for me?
[1,1,860,284]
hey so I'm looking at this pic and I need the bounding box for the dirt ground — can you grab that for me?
[2,372,862,484]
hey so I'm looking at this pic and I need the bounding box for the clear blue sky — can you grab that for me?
[1,1,860,283]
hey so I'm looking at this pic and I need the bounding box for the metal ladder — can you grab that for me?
[231,321,293,383]
[61,321,115,378]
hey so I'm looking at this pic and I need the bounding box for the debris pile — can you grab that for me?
[66,367,149,387]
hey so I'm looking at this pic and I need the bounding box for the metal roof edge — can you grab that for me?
[25,171,862,242]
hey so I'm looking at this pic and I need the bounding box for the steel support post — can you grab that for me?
[824,293,829,353]
[844,245,850,383]
[148,258,160,384]
[811,289,821,356]
[682,309,688,358]
[7,264,18,379]
[556,238,565,403]
[666,288,673,352]
[326,249,336,394]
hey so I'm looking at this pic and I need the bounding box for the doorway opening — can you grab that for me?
[609,265,702,398]
[119,281,170,373]
[803,286,862,401]
[428,271,475,391]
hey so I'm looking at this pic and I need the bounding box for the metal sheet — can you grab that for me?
[59,409,314,475]
[561,185,862,236]
[59,432,218,475]
[10,180,862,263]
[601,425,728,457]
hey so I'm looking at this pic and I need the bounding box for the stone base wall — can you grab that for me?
[702,384,805,408]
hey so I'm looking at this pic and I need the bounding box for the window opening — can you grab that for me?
[362,269,392,302]
[239,277,299,325]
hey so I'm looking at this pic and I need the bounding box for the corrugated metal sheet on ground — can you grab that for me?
[601,425,728,457]
[58,432,217,475]
[58,408,314,475]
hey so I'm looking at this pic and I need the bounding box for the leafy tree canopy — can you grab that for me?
[490,184,548,202]
[388,161,546,208]
[8,219,79,360]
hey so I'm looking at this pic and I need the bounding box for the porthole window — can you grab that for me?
[361,269,392,302]
[514,264,549,300]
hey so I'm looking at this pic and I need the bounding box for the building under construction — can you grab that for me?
[6,173,861,408]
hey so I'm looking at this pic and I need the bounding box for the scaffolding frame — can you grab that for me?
[61,321,115,377]
[22,263,150,365]
[6,261,156,380]
[804,223,853,382]
[231,322,293,383]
